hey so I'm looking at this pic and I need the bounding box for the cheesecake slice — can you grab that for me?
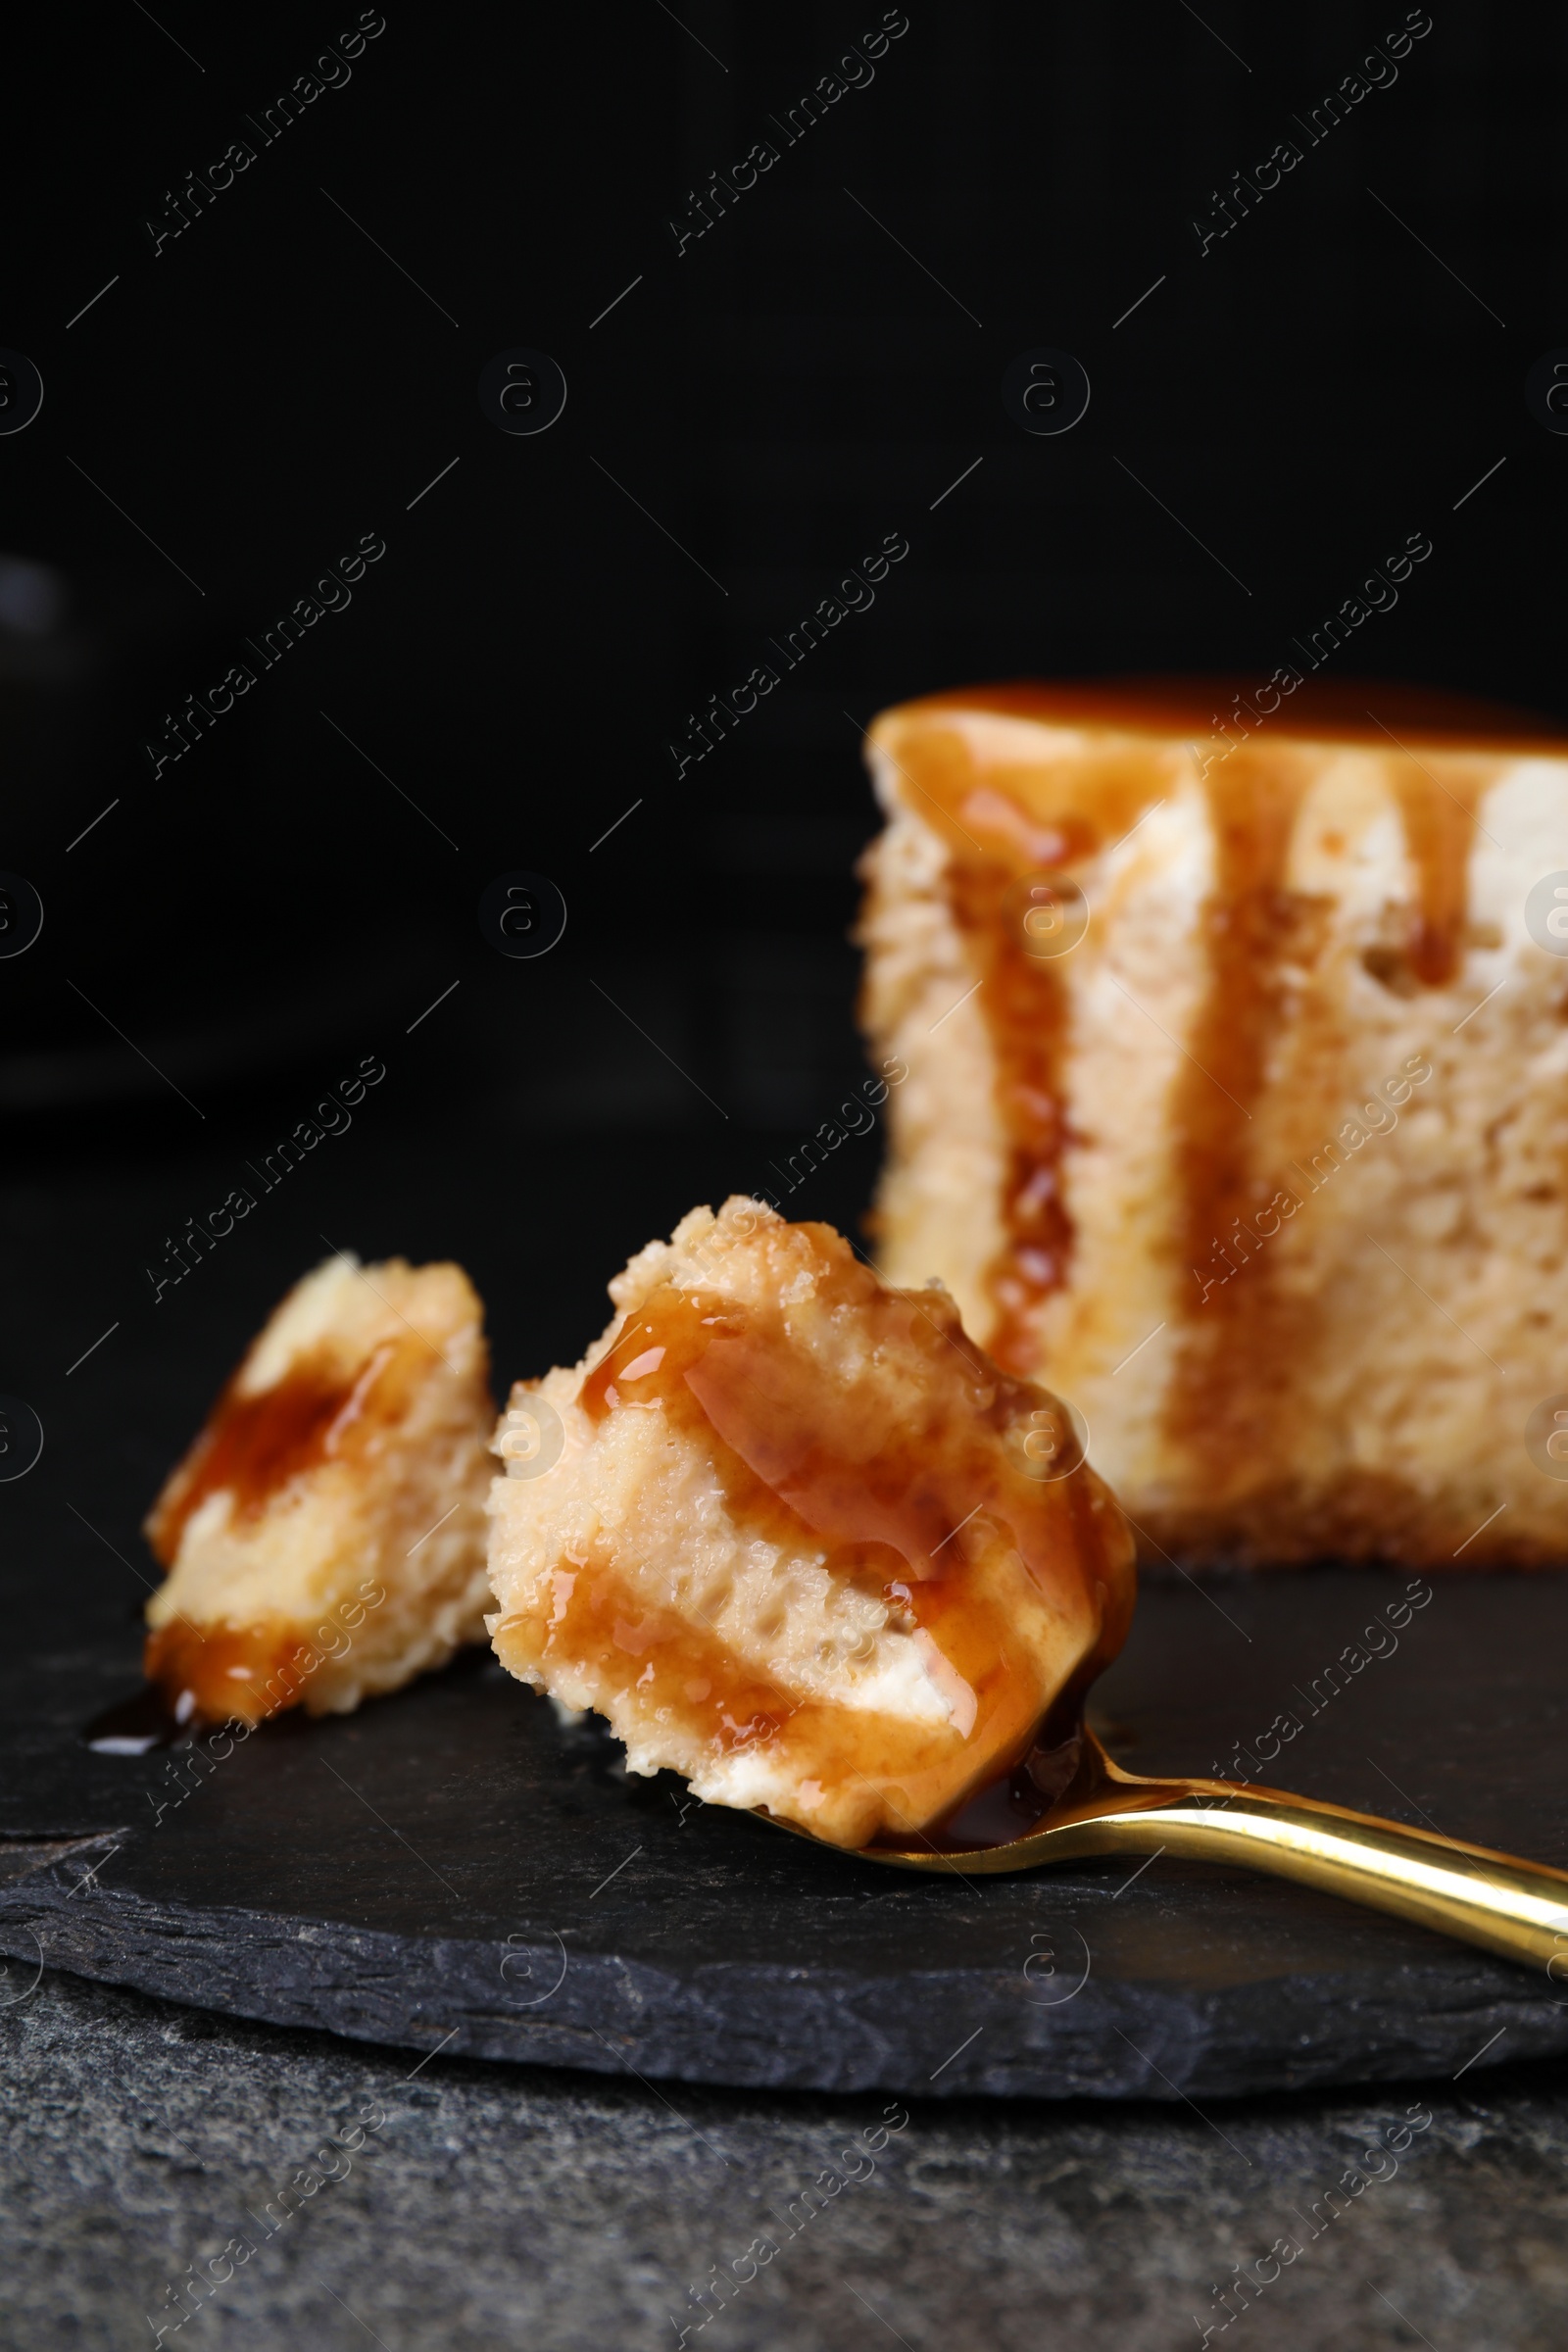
[485,1199,1134,1848]
[144,1253,494,1725]
[858,676,1568,1568]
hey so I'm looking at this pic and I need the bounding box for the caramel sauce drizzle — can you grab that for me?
[145,1343,402,1569]
[1388,756,1497,987]
[1164,744,1318,1480]
[880,717,1156,1370]
[944,855,1077,1374]
[142,1616,310,1732]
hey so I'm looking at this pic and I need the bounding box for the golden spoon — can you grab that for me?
[796,1728,1568,1972]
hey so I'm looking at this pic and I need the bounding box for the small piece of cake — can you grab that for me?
[858,675,1568,1568]
[144,1253,494,1725]
[485,1200,1134,1849]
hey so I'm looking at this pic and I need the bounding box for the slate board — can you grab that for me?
[3,1564,1568,2100]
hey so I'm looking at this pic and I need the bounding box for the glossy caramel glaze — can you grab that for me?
[870,676,1562,1470]
[145,1343,403,1569]
[143,1616,311,1730]
[535,1230,1135,1835]
[898,675,1562,751]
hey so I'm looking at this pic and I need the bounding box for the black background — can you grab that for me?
[1,0,1558,1467]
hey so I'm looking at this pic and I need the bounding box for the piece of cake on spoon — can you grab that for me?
[485,1199,1133,1849]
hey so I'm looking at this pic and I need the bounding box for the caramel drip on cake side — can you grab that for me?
[1162,745,1506,1509]
[145,1338,416,1568]
[1162,746,1320,1490]
[143,1617,316,1729]
[1387,753,1501,987]
[944,856,1075,1370]
[878,720,1164,1370]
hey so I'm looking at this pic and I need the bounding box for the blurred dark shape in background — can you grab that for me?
[1,6,1561,1393]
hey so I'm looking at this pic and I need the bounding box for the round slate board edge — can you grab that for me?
[4,1852,1566,2101]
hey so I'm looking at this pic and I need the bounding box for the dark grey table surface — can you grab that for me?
[6,1959,1568,2351]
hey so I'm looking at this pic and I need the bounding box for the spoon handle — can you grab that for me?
[1050,1783,1568,1971]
